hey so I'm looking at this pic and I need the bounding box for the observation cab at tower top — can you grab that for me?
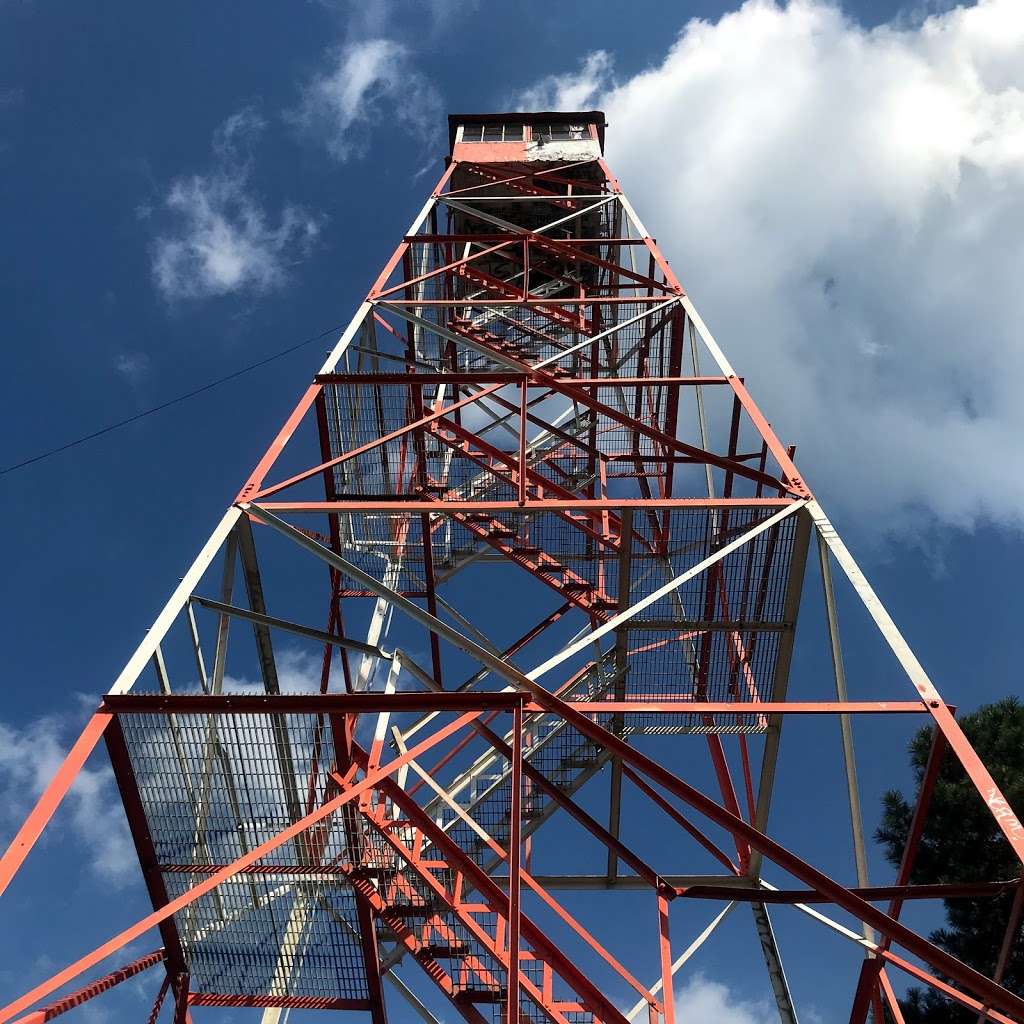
[448,111,606,165]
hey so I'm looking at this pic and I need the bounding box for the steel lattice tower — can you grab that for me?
[4,111,1024,1024]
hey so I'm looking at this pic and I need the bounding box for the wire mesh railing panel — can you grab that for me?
[628,507,798,624]
[163,875,369,1000]
[617,626,779,734]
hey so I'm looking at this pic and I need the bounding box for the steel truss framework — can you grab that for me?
[3,112,1023,1024]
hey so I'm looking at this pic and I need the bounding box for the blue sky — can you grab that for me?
[1,0,1022,1021]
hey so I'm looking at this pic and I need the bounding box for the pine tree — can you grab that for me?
[876,698,1024,1020]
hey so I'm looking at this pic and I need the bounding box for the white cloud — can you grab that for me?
[0,711,136,883]
[516,51,613,113]
[515,0,1024,533]
[152,107,321,301]
[287,38,441,161]
[213,106,267,159]
[675,974,774,1023]
[424,0,479,24]
[113,351,150,383]
[221,645,326,694]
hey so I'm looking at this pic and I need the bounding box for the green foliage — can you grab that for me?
[876,698,1024,1021]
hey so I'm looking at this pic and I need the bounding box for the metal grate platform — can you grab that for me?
[117,711,371,1002]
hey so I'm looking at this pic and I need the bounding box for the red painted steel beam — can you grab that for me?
[0,712,111,898]
[382,297,685,305]
[146,974,171,1024]
[101,692,526,713]
[99,694,933,715]
[676,880,1021,903]
[657,894,676,1024]
[0,712,478,1024]
[506,702,523,1024]
[254,498,797,513]
[726,375,811,498]
[315,373,732,385]
[187,995,374,1009]
[880,950,1015,1024]
[878,971,908,1024]
[11,949,164,1024]
[443,157,599,196]
[405,235,648,245]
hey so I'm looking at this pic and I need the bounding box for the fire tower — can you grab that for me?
[3,111,1024,1024]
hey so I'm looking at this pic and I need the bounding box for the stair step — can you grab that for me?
[456,989,504,1004]
[388,904,433,917]
[560,580,594,592]
[418,944,469,959]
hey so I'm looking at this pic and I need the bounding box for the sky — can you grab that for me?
[1,0,1023,1021]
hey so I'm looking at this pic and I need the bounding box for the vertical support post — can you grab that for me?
[818,534,872,939]
[518,379,528,507]
[608,507,634,883]
[236,515,281,694]
[357,890,389,1024]
[171,974,190,1024]
[420,512,444,687]
[749,506,812,871]
[657,894,675,1024]
[506,700,524,1024]
[210,530,238,694]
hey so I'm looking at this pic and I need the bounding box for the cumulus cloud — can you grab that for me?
[152,107,321,301]
[517,51,613,113]
[675,974,774,1022]
[287,38,442,161]
[0,711,136,883]
[223,645,324,693]
[516,0,1024,532]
